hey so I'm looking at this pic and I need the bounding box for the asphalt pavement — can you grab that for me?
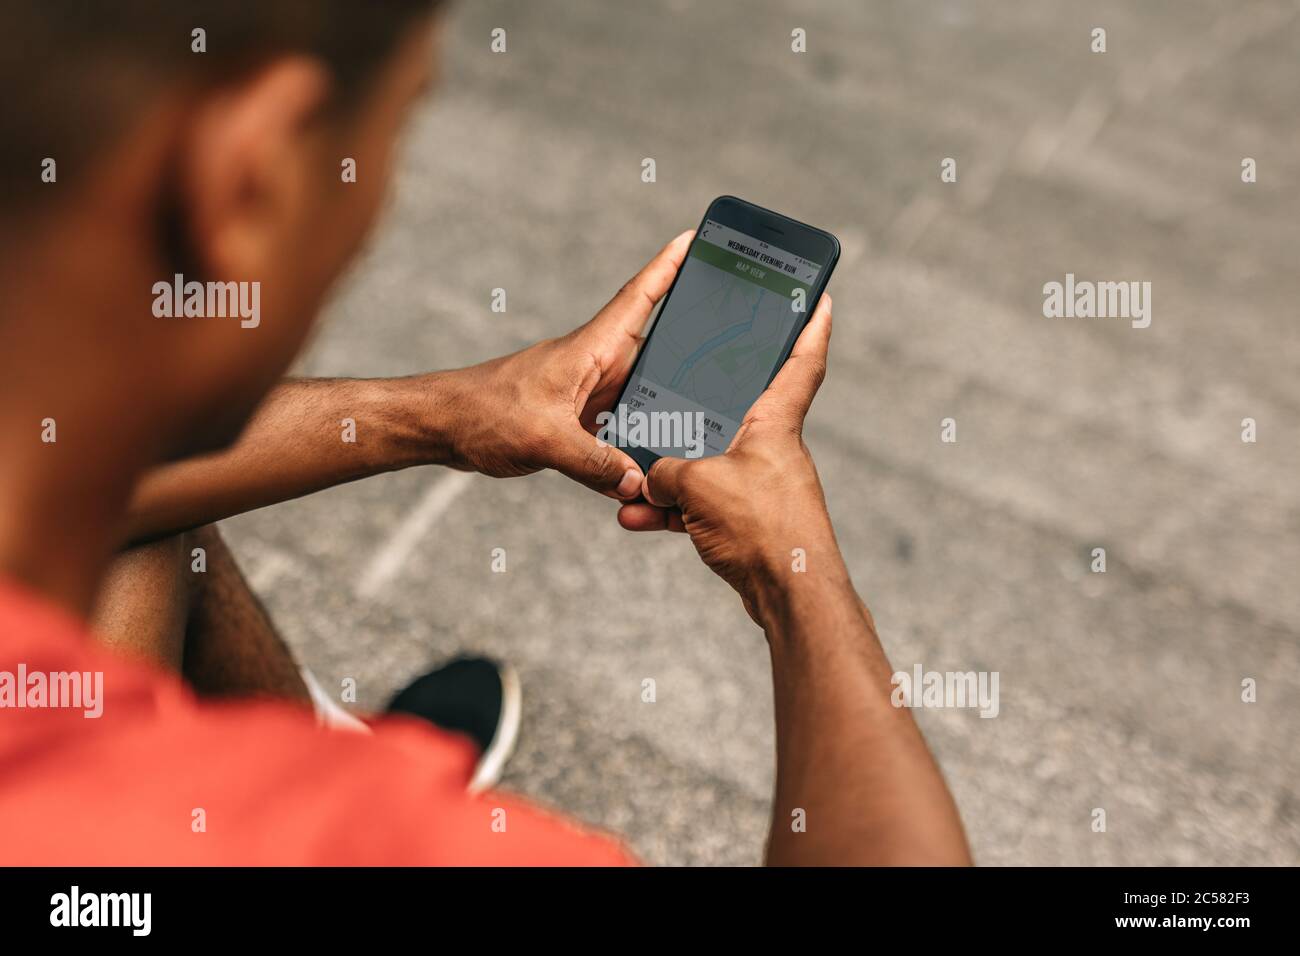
[221,0,1300,865]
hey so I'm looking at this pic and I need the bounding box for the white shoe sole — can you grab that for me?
[467,661,521,793]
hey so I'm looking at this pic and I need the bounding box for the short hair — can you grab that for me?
[2,0,441,215]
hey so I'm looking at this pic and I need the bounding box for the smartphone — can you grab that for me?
[604,196,840,469]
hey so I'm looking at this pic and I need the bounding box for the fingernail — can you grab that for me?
[617,468,642,497]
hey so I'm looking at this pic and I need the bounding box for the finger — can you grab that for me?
[790,292,832,361]
[617,502,669,531]
[641,455,690,509]
[593,230,695,342]
[617,502,687,533]
[550,426,644,498]
[752,293,832,425]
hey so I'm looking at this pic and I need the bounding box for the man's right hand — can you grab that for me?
[617,294,849,625]
[622,292,973,865]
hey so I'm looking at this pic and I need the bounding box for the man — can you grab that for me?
[0,1,970,864]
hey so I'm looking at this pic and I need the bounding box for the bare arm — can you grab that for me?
[122,375,453,543]
[759,569,970,865]
[620,294,971,866]
[121,233,696,545]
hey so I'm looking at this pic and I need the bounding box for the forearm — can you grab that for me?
[121,373,460,544]
[758,563,972,866]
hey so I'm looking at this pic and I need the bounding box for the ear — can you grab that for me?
[177,58,332,279]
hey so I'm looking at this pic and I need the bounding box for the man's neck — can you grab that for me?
[0,412,148,618]
[0,238,162,619]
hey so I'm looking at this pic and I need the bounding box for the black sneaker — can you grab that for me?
[386,657,521,793]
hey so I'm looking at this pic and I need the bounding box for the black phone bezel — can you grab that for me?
[611,195,841,472]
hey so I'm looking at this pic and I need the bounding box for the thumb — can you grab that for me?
[550,425,644,498]
[642,455,691,509]
[750,293,832,427]
[590,230,695,342]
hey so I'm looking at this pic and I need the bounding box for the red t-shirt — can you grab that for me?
[0,579,635,865]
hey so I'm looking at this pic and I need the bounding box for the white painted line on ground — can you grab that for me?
[356,471,475,598]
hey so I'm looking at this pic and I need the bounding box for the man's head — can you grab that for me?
[1,1,443,457]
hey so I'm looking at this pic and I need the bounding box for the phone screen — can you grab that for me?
[610,219,826,459]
